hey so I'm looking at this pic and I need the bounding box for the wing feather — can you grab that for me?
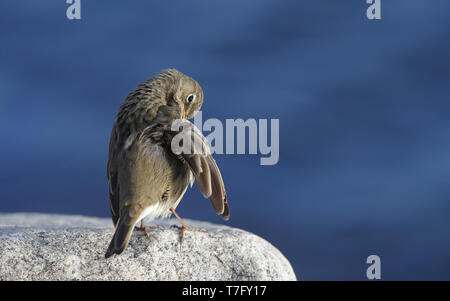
[107,124,120,227]
[169,120,229,220]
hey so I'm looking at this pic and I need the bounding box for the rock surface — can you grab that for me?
[0,213,296,280]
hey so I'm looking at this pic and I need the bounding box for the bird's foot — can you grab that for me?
[171,224,204,244]
[135,220,160,237]
[169,207,204,244]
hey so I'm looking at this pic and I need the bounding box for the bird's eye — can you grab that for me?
[187,94,195,103]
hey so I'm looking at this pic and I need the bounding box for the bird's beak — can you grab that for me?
[180,107,186,119]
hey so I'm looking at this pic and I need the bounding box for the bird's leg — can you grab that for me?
[135,220,160,237]
[169,208,203,244]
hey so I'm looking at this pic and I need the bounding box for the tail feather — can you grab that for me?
[105,217,135,258]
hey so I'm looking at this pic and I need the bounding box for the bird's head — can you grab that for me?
[157,69,204,120]
[171,71,204,120]
[122,69,205,129]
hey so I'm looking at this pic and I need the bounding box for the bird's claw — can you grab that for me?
[136,225,160,237]
[171,224,204,244]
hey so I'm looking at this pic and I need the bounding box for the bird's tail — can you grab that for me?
[105,216,136,258]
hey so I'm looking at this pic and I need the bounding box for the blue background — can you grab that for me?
[1,0,450,280]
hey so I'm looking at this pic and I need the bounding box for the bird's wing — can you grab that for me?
[107,123,120,227]
[167,120,229,220]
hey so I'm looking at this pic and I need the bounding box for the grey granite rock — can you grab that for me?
[0,213,296,281]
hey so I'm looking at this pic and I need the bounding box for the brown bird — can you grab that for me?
[105,69,229,258]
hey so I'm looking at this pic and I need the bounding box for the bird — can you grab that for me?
[105,69,229,258]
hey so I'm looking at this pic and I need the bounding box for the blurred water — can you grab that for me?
[1,0,450,280]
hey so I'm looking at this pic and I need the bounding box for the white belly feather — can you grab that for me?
[134,179,190,226]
